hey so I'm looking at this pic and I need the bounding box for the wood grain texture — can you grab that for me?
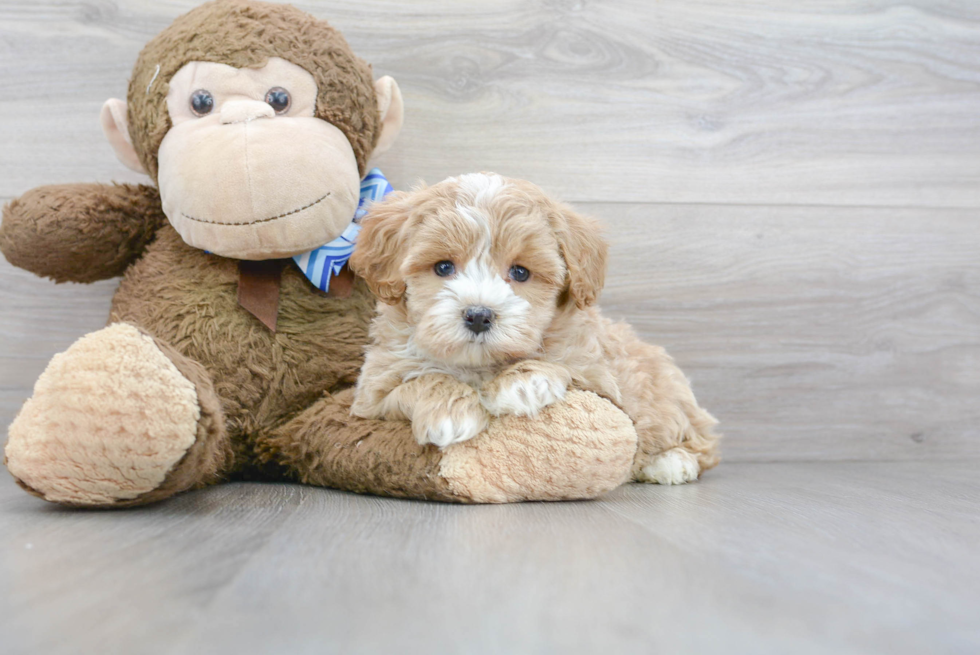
[596,202,980,462]
[1,462,977,655]
[2,3,978,653]
[4,200,977,462]
[1,1,979,206]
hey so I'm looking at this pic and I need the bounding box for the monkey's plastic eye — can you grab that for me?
[265,87,291,114]
[434,261,455,277]
[509,265,530,282]
[189,90,214,116]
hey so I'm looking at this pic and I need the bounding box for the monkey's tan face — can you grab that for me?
[157,58,361,260]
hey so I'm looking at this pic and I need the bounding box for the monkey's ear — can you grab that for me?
[550,203,608,309]
[350,191,415,305]
[100,99,147,174]
[373,77,404,156]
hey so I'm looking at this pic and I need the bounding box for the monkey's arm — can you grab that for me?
[0,183,166,283]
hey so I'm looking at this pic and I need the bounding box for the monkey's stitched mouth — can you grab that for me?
[178,192,331,226]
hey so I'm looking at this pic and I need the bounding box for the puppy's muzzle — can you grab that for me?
[463,306,494,334]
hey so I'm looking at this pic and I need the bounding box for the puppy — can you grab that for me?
[349,173,720,484]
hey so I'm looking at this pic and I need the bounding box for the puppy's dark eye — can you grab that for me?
[509,265,530,282]
[265,87,291,114]
[190,90,214,116]
[434,260,456,277]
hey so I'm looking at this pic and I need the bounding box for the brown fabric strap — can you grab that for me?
[238,259,285,332]
[324,263,355,299]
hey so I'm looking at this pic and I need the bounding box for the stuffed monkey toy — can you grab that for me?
[0,0,637,507]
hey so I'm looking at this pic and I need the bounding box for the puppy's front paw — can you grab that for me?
[412,397,488,448]
[483,372,568,418]
[637,448,701,485]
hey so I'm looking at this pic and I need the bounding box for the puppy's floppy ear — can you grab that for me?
[351,191,415,304]
[549,201,608,309]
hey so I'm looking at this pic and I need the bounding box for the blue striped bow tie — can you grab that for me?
[293,168,393,292]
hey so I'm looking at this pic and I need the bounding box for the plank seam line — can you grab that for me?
[559,199,980,211]
[4,195,976,212]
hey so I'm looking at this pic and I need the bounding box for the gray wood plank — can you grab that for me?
[595,202,980,462]
[4,201,976,462]
[0,240,118,431]
[0,477,306,655]
[1,0,979,206]
[2,3,978,655]
[1,461,976,655]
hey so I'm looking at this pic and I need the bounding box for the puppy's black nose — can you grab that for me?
[463,306,494,334]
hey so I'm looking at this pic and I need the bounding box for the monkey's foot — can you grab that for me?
[439,390,638,502]
[259,388,637,504]
[5,323,225,506]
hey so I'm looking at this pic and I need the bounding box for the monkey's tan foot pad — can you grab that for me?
[4,323,201,505]
[439,390,638,503]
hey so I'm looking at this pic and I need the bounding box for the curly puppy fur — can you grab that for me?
[351,174,721,484]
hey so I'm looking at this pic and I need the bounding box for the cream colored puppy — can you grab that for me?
[349,174,720,484]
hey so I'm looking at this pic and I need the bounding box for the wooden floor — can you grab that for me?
[2,462,978,655]
[1,1,978,653]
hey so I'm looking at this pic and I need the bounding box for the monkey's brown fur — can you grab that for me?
[1,0,637,507]
[130,0,380,180]
[0,184,166,284]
